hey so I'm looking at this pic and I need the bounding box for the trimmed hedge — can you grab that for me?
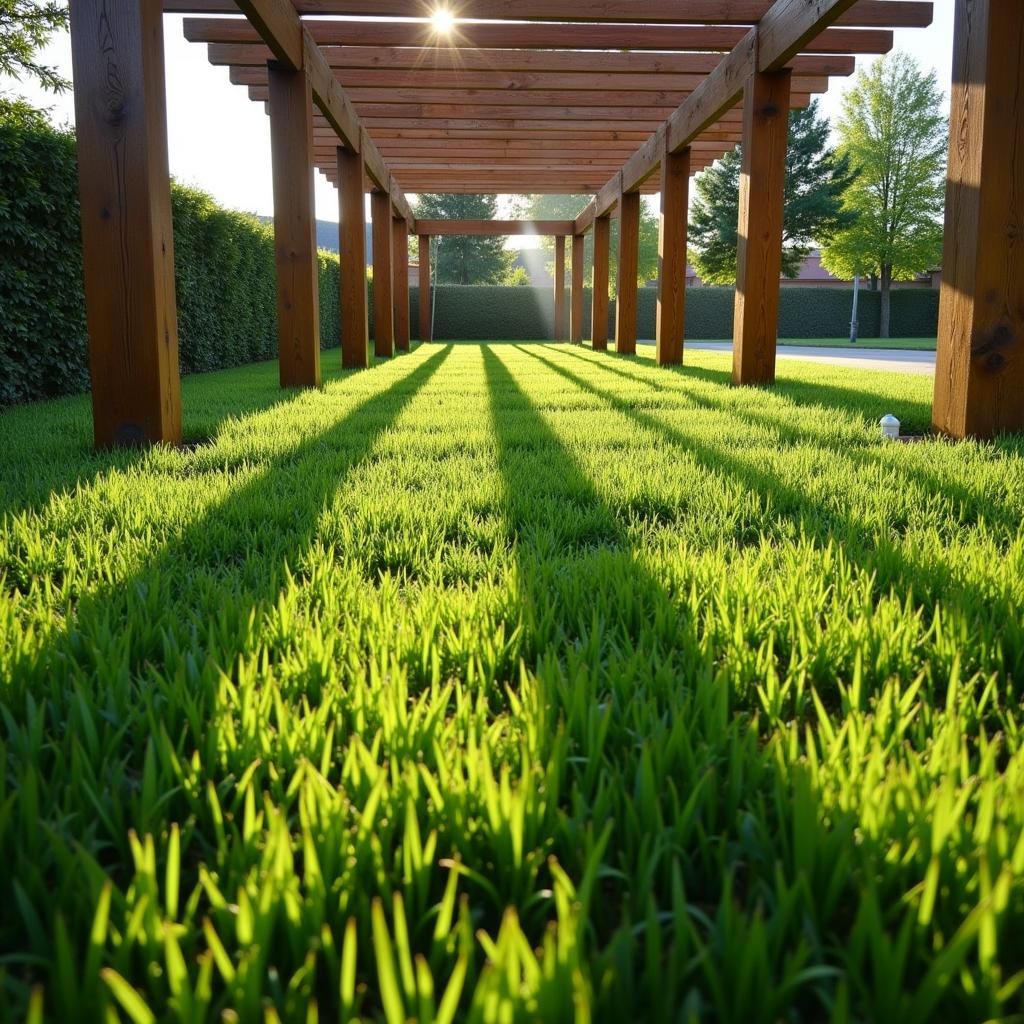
[1,99,340,406]
[409,284,939,341]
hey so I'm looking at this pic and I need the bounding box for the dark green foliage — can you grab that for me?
[0,0,69,91]
[689,101,853,284]
[0,98,340,406]
[408,284,939,341]
[414,194,513,284]
[0,99,87,405]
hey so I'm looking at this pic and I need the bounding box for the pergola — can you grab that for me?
[68,0,1021,447]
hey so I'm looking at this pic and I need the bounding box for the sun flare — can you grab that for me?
[430,7,456,34]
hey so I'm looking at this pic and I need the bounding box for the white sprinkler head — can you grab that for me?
[880,414,900,440]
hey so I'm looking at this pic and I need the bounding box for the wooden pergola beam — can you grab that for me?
[337,145,370,368]
[591,217,611,352]
[414,220,576,237]
[229,65,833,98]
[575,0,872,232]
[615,190,641,355]
[371,189,394,358]
[230,0,412,223]
[171,0,933,27]
[70,0,182,448]
[208,43,858,77]
[571,234,585,345]
[249,88,817,122]
[932,0,1024,439]
[185,18,894,55]
[268,62,321,388]
[732,69,792,385]
[417,235,431,343]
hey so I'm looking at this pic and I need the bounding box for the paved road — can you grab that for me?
[679,341,936,376]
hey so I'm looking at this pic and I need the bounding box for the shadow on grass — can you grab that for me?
[578,344,935,430]
[2,345,452,968]
[0,357,365,522]
[561,347,1024,532]
[518,345,1024,677]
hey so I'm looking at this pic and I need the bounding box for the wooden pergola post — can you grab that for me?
[418,234,431,342]
[591,215,611,351]
[616,190,641,355]
[656,145,691,365]
[933,0,1024,440]
[571,233,586,344]
[553,235,567,341]
[392,217,410,352]
[371,188,394,358]
[732,69,792,386]
[69,0,181,448]
[268,62,321,389]
[337,146,370,368]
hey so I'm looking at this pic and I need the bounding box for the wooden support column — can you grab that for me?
[616,190,641,355]
[933,0,1024,439]
[571,234,586,344]
[656,146,691,366]
[591,216,611,351]
[69,0,181,448]
[371,189,394,358]
[553,235,567,341]
[392,218,410,351]
[418,235,431,342]
[337,146,370,368]
[268,62,321,389]
[732,68,792,385]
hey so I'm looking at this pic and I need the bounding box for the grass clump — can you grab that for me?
[1,343,1023,1022]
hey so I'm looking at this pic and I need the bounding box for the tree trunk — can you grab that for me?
[879,264,892,338]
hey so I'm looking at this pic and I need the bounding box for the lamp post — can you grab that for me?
[849,273,860,344]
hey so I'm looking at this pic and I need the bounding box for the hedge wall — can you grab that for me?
[0,99,340,406]
[409,285,939,341]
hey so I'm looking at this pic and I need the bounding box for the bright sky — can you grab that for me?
[4,2,955,226]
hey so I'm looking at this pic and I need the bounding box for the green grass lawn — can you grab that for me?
[1,343,1022,1023]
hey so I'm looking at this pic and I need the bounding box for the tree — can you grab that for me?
[688,100,853,285]
[521,193,659,294]
[414,193,512,284]
[1,0,69,93]
[820,53,946,337]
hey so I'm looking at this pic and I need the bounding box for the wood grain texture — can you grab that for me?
[186,18,893,54]
[337,146,370,368]
[172,0,933,28]
[392,217,410,352]
[933,0,1024,439]
[371,189,394,358]
[208,43,857,77]
[231,0,301,69]
[268,63,321,389]
[571,234,586,344]
[413,220,576,236]
[553,236,567,341]
[418,234,431,342]
[615,191,641,355]
[732,69,792,385]
[591,217,611,351]
[69,0,181,447]
[656,145,691,366]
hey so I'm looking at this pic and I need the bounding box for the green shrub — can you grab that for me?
[409,284,938,343]
[0,98,340,406]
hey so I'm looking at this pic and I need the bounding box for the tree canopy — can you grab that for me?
[0,0,69,92]
[688,100,853,285]
[520,193,659,294]
[414,193,513,285]
[820,52,946,336]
